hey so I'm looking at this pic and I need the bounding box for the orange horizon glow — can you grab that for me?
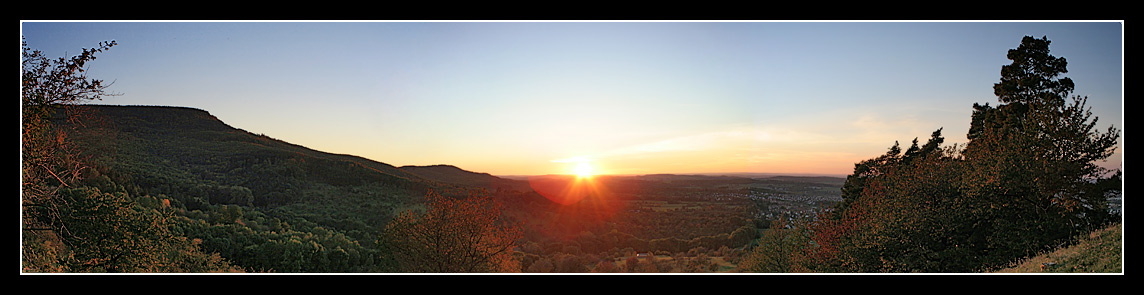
[526,173,628,240]
[574,161,594,178]
[528,174,610,205]
[552,156,611,179]
[27,22,1120,186]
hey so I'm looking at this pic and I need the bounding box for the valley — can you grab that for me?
[64,105,844,273]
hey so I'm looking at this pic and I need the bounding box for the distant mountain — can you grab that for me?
[761,176,846,186]
[399,164,532,193]
[605,173,846,186]
[695,172,849,179]
[634,174,753,182]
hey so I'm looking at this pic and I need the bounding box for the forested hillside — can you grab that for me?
[30,105,446,272]
[400,164,533,193]
[24,103,782,273]
[22,40,246,272]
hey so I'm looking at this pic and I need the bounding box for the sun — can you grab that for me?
[574,161,595,178]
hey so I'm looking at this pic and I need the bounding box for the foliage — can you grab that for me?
[64,104,805,273]
[735,217,810,273]
[591,259,619,273]
[788,36,1121,273]
[28,187,241,272]
[21,39,240,272]
[176,220,381,272]
[21,38,829,272]
[78,114,785,273]
[35,90,830,273]
[21,38,117,140]
[21,38,116,216]
[525,257,555,272]
[82,105,427,239]
[50,187,176,271]
[958,36,1120,269]
[991,36,1075,106]
[379,190,524,272]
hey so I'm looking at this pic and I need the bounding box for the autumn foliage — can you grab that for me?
[736,36,1121,273]
[22,39,241,273]
[379,190,524,272]
[763,36,1122,273]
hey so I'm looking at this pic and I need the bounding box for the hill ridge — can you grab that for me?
[398,164,530,192]
[86,104,425,180]
[72,105,445,205]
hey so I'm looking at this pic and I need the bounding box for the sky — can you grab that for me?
[20,21,1124,177]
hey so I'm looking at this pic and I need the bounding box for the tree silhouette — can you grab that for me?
[993,36,1074,106]
[959,36,1120,266]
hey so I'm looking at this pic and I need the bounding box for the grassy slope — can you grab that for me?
[992,222,1122,273]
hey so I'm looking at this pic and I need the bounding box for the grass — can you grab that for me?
[993,222,1122,273]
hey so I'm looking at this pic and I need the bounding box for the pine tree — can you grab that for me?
[960,36,1120,267]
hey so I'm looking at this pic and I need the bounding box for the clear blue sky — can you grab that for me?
[21,21,1123,176]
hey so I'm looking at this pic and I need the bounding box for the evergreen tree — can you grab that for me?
[959,36,1120,267]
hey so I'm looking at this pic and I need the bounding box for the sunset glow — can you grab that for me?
[574,161,594,178]
[19,20,1126,276]
[20,21,1123,177]
[553,156,603,177]
[528,174,610,205]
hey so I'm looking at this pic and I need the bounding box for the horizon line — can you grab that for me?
[493,171,850,178]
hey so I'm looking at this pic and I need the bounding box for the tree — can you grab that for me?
[30,186,242,272]
[736,217,813,273]
[21,39,239,273]
[958,36,1120,268]
[638,257,661,272]
[591,260,619,273]
[21,38,117,138]
[22,38,121,271]
[555,253,589,273]
[622,256,641,273]
[378,190,524,272]
[803,36,1120,272]
[969,36,1118,225]
[525,257,555,273]
[21,38,118,214]
[992,36,1074,106]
